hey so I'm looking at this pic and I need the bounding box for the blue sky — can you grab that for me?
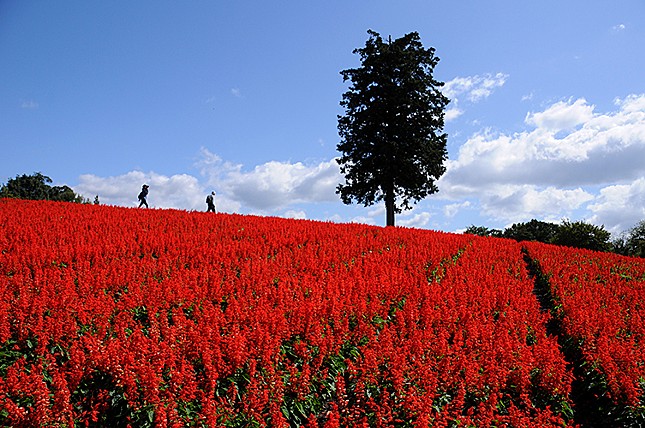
[2,1,644,236]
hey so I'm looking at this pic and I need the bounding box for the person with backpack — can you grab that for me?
[138,184,149,208]
[206,191,217,213]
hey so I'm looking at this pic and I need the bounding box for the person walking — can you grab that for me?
[138,184,149,208]
[206,191,217,213]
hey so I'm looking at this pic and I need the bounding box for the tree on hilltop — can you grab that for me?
[336,30,449,226]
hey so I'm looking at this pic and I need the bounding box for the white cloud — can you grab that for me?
[442,73,508,123]
[612,23,626,32]
[74,171,207,210]
[443,73,508,103]
[349,215,377,225]
[442,95,645,189]
[74,150,343,218]
[197,148,342,212]
[480,185,594,223]
[588,178,645,236]
[444,107,464,122]
[439,94,645,231]
[525,98,594,132]
[344,205,385,226]
[231,88,242,97]
[283,209,307,220]
[443,201,471,218]
[616,93,645,113]
[398,211,432,228]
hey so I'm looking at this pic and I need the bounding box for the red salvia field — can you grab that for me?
[1,199,644,427]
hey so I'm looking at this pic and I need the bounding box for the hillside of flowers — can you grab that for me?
[0,198,644,427]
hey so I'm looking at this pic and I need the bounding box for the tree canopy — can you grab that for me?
[552,220,612,253]
[464,225,503,238]
[0,172,86,203]
[466,218,614,253]
[503,220,559,244]
[625,220,645,258]
[613,220,645,258]
[336,30,449,226]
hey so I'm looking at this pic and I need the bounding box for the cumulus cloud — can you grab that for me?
[349,215,378,226]
[443,73,509,103]
[588,178,645,235]
[74,171,206,210]
[439,94,645,230]
[442,73,508,123]
[197,148,341,213]
[398,211,432,228]
[444,201,471,218]
[479,185,594,223]
[442,95,645,189]
[348,205,384,226]
[73,149,342,219]
[444,107,464,122]
[282,209,308,220]
[525,98,594,132]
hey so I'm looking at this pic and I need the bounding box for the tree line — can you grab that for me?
[0,172,90,204]
[465,219,645,258]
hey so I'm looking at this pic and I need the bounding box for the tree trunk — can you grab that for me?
[385,185,395,227]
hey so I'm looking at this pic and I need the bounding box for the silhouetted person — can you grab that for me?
[138,184,149,208]
[206,191,217,213]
